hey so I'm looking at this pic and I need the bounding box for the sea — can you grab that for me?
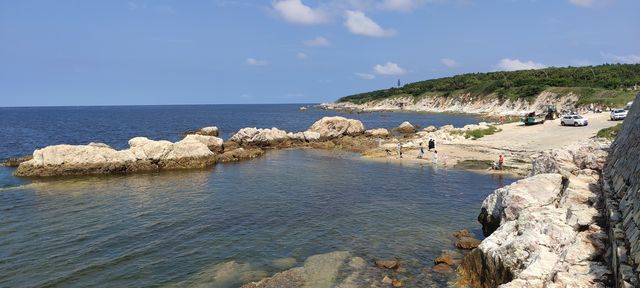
[0,104,514,287]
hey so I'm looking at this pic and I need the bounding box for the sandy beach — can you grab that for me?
[362,111,619,177]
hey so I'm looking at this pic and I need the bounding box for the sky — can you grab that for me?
[0,0,639,107]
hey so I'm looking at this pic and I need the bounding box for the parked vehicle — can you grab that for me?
[625,101,634,110]
[545,105,559,120]
[560,115,589,126]
[521,111,547,125]
[610,109,628,120]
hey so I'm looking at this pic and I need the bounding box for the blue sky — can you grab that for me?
[1,0,638,107]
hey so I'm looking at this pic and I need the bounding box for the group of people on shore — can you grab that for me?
[397,137,443,165]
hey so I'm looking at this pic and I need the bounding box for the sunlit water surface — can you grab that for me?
[1,150,513,287]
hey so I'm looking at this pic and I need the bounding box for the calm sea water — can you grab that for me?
[0,105,511,287]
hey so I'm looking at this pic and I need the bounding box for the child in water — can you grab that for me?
[432,150,438,164]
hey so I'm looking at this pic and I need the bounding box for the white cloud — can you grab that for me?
[441,58,458,68]
[273,0,328,25]
[568,0,594,7]
[296,52,308,60]
[246,58,268,66]
[601,52,640,64]
[355,72,376,80]
[495,58,547,71]
[344,10,395,37]
[373,62,406,75]
[304,36,330,47]
[379,0,417,12]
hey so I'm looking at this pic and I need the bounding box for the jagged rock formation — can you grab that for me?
[460,140,612,287]
[307,116,365,139]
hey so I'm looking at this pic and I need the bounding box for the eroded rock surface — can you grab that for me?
[307,116,365,139]
[460,142,612,288]
[14,135,223,177]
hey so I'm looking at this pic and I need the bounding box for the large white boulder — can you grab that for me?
[15,136,219,177]
[395,121,416,133]
[307,117,365,139]
[229,127,289,146]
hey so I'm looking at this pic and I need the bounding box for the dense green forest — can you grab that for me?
[338,64,640,106]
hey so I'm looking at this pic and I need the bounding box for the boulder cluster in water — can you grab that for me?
[12,116,371,177]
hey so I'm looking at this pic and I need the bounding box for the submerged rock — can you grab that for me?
[307,116,365,139]
[374,259,400,269]
[244,251,353,288]
[432,263,454,274]
[455,237,481,250]
[2,155,33,167]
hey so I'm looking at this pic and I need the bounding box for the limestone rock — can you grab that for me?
[14,136,218,177]
[230,127,289,146]
[183,126,220,136]
[478,173,564,236]
[182,134,224,152]
[394,121,416,133]
[307,116,365,139]
[423,125,437,132]
[287,131,321,142]
[364,128,390,137]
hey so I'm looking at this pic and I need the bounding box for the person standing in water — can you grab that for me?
[397,142,403,159]
[418,142,424,159]
[428,138,436,151]
[432,150,438,164]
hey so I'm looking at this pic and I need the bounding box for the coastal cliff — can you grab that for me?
[324,64,639,116]
[321,91,580,116]
[459,94,640,287]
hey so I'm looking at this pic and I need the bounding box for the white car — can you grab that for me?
[560,115,588,126]
[610,109,627,120]
[625,101,634,110]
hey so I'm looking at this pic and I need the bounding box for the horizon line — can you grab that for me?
[0,102,324,109]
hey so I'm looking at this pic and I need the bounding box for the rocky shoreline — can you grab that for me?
[10,115,516,178]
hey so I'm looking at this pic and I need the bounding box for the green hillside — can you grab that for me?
[338,64,640,107]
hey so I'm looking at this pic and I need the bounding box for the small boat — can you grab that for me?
[299,106,308,111]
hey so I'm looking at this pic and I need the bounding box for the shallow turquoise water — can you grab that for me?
[0,149,513,287]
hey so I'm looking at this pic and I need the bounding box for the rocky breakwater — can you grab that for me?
[601,95,640,288]
[460,139,612,287]
[14,135,223,177]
